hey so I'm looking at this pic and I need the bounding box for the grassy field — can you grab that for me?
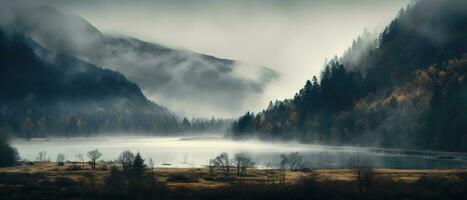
[2,162,467,199]
[1,162,466,189]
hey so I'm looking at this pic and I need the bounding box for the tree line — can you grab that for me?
[230,0,467,152]
[0,26,232,139]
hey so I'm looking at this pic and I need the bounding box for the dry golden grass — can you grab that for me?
[1,162,466,189]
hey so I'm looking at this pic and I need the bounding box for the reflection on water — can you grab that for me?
[12,136,467,169]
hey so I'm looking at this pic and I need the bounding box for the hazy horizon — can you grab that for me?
[2,1,467,197]
[8,0,411,118]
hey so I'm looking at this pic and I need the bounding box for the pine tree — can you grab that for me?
[181,118,191,130]
[131,152,146,181]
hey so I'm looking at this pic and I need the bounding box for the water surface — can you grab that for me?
[12,136,467,169]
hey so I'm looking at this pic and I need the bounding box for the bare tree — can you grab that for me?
[117,150,135,170]
[75,153,85,169]
[36,151,48,162]
[264,162,286,184]
[279,167,286,184]
[265,162,271,183]
[87,149,103,169]
[214,152,233,177]
[234,153,255,176]
[56,153,65,166]
[280,152,303,171]
[208,159,216,176]
[348,156,377,192]
[148,158,155,176]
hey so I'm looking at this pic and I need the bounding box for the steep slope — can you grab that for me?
[0,28,179,137]
[360,0,467,91]
[0,5,278,118]
[231,0,467,152]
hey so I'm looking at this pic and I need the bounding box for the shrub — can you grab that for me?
[0,134,19,166]
[167,174,198,183]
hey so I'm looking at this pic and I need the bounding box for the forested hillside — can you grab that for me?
[231,0,467,152]
[0,5,278,117]
[0,28,180,138]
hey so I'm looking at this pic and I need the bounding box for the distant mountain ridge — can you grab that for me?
[0,28,180,137]
[0,5,279,118]
[230,0,467,152]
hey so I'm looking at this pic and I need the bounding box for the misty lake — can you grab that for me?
[12,136,467,169]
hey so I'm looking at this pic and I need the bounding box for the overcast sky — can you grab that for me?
[18,0,411,114]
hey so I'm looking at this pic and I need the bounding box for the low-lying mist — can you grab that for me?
[12,135,467,169]
[0,3,280,118]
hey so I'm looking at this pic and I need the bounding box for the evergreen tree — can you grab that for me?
[131,152,146,181]
[181,118,191,130]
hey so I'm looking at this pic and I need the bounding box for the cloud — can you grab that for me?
[45,0,408,102]
[0,2,281,118]
[1,0,411,118]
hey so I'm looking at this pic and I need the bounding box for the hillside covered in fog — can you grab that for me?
[0,5,278,118]
[0,28,182,137]
[231,0,467,152]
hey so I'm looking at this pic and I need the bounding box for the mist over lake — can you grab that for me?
[3,0,467,199]
[12,136,467,169]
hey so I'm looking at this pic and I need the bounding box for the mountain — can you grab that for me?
[0,5,278,118]
[230,0,467,152]
[0,28,180,138]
